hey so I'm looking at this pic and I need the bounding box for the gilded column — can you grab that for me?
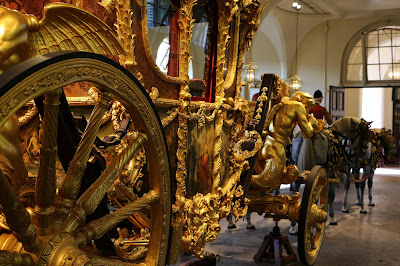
[34,89,62,235]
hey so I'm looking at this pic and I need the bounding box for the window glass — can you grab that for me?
[367,32,378,47]
[147,0,173,74]
[348,46,362,64]
[347,64,362,81]
[392,64,400,80]
[379,47,392,64]
[393,32,400,46]
[380,64,391,80]
[378,29,392,46]
[393,46,400,62]
[367,48,379,64]
[367,64,380,80]
[346,26,400,83]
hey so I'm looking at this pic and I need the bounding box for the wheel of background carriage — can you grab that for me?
[298,165,328,265]
[0,52,170,265]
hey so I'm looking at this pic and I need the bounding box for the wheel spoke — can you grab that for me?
[309,227,316,250]
[75,190,159,246]
[311,183,323,204]
[34,90,62,235]
[63,132,148,232]
[0,170,43,252]
[55,90,113,220]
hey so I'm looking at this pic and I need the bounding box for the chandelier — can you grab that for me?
[289,1,302,95]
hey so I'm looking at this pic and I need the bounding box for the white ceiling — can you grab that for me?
[272,0,400,18]
[256,0,400,80]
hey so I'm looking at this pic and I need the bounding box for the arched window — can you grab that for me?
[343,23,400,86]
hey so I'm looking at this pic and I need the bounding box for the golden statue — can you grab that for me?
[252,90,322,189]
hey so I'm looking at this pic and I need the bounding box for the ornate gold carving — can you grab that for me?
[0,250,34,266]
[248,192,301,218]
[221,14,240,91]
[161,108,179,127]
[178,0,196,99]
[114,228,150,262]
[0,115,28,193]
[175,102,189,210]
[0,55,171,266]
[0,1,284,263]
[0,170,43,253]
[0,99,17,117]
[215,0,239,98]
[30,3,125,58]
[115,0,138,75]
[149,87,160,101]
[235,0,264,100]
[211,97,224,194]
[18,105,38,127]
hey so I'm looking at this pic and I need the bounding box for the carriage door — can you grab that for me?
[329,86,345,121]
[392,87,400,162]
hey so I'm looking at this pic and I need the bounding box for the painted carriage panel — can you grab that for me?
[186,115,215,197]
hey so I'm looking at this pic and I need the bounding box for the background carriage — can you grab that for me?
[0,1,329,265]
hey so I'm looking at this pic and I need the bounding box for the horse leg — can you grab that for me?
[355,170,361,205]
[328,181,337,225]
[353,168,367,213]
[227,214,236,229]
[359,178,367,213]
[342,173,350,213]
[246,212,255,229]
[367,165,375,206]
[289,182,301,234]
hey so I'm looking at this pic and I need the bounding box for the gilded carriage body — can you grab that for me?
[0,1,328,265]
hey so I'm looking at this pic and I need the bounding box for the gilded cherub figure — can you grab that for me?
[252,86,322,189]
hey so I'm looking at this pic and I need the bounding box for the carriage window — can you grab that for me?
[345,26,400,84]
[189,0,217,100]
[147,0,174,75]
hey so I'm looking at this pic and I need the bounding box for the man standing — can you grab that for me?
[309,90,333,125]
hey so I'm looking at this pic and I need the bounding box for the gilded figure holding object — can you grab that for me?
[252,90,323,189]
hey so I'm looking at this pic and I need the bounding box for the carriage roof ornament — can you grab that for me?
[0,3,125,75]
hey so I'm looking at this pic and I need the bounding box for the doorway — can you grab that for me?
[329,86,345,121]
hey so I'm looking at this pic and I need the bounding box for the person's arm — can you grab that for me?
[296,105,318,138]
[323,107,334,125]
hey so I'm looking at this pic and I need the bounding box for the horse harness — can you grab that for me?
[332,118,369,165]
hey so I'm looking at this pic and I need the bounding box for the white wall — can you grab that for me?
[345,87,393,130]
[297,16,385,103]
[252,13,284,78]
[252,30,281,79]
[253,11,400,109]
[344,88,362,118]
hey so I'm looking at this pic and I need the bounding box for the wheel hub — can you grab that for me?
[37,232,91,266]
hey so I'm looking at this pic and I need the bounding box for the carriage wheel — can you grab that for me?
[0,52,170,265]
[298,165,328,265]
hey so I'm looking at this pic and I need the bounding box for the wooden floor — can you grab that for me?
[176,165,400,265]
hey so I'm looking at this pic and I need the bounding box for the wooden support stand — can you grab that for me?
[253,223,297,265]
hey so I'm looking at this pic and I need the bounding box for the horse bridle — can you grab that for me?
[332,118,369,164]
